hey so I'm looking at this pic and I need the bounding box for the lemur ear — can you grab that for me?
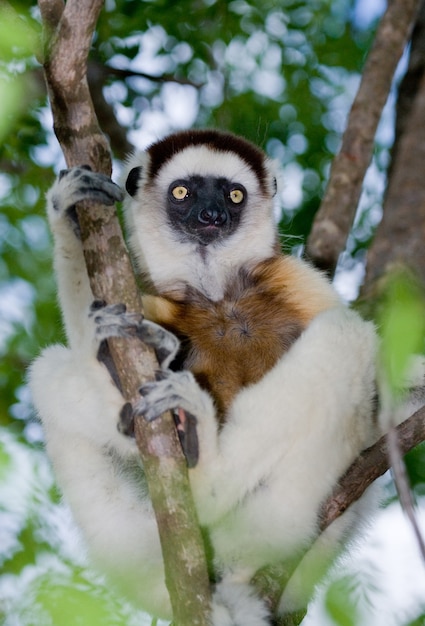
[126,166,143,197]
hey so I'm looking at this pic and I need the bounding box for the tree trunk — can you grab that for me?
[38,1,212,624]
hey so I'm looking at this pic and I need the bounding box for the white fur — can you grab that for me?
[30,141,381,625]
[211,581,270,625]
[45,180,95,349]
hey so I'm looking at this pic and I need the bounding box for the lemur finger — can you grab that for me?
[135,397,173,423]
[138,369,173,396]
[136,375,179,422]
[135,320,180,369]
[90,301,127,316]
[72,188,123,207]
[90,299,108,311]
[59,164,91,180]
[77,170,124,204]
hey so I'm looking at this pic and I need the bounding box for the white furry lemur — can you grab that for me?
[30,129,383,625]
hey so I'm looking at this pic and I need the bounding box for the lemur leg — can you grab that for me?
[30,238,170,618]
[47,166,123,350]
[29,343,171,618]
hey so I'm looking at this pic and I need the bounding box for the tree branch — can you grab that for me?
[38,1,211,623]
[103,61,203,87]
[87,61,134,161]
[305,0,421,277]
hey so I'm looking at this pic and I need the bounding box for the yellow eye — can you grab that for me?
[229,188,244,204]
[172,185,189,200]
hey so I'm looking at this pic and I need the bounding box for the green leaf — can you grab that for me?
[324,576,360,626]
[378,271,425,394]
[0,6,39,61]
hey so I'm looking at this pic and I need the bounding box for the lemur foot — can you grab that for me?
[137,370,198,422]
[136,370,202,468]
[117,373,200,467]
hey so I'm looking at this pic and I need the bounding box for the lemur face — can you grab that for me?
[123,129,278,294]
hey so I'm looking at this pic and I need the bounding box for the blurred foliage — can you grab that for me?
[1,0,425,624]
[378,270,425,394]
[323,564,383,626]
[324,576,360,626]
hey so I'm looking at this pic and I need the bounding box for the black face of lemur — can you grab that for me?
[167,175,247,246]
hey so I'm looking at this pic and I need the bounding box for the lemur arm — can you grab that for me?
[46,166,124,351]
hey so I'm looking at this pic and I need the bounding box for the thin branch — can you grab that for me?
[37,1,211,623]
[305,0,421,277]
[361,28,425,295]
[388,0,425,180]
[87,60,203,159]
[386,426,425,562]
[87,61,134,160]
[104,62,203,88]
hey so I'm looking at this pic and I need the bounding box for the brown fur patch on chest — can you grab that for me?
[145,255,339,422]
[184,275,302,419]
[160,261,302,421]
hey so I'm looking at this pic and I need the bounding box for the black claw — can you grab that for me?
[139,383,153,396]
[66,206,80,236]
[118,402,135,437]
[90,299,107,311]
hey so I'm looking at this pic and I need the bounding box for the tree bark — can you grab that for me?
[362,0,425,299]
[305,0,421,277]
[38,1,211,624]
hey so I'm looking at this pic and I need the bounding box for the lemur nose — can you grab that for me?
[198,208,227,226]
